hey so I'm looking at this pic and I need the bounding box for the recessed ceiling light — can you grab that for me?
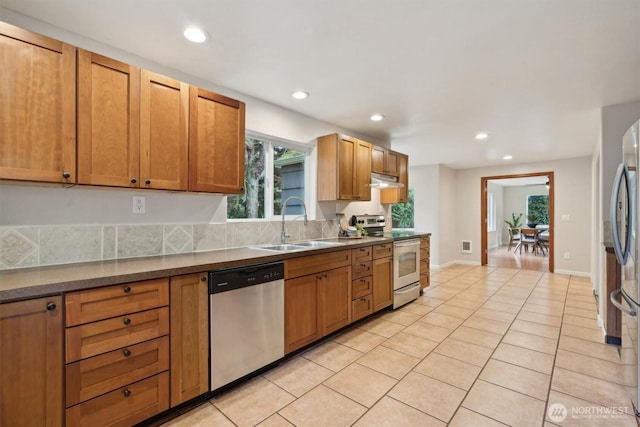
[503,155,513,160]
[370,114,384,121]
[475,132,489,140]
[292,91,309,100]
[183,26,207,43]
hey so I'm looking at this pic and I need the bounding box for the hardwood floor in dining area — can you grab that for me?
[488,245,549,272]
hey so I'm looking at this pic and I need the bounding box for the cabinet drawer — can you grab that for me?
[66,372,169,427]
[351,246,372,263]
[352,295,373,322]
[373,243,393,259]
[66,336,169,406]
[352,261,372,280]
[66,307,169,363]
[66,278,169,326]
[352,276,372,299]
[285,250,351,279]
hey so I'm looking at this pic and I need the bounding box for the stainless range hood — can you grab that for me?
[370,172,404,189]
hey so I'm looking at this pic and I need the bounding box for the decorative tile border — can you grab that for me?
[0,220,338,270]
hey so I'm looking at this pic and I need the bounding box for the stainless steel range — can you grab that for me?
[350,214,386,237]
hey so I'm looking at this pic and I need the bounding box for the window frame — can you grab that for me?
[226,131,314,221]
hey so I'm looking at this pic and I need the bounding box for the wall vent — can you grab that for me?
[461,240,472,253]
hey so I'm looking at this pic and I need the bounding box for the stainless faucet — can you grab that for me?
[281,196,308,244]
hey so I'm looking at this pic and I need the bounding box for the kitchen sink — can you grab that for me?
[294,240,344,248]
[251,244,308,252]
[250,240,344,252]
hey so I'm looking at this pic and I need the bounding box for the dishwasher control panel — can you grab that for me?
[209,262,284,294]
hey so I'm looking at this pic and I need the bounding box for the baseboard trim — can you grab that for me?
[554,269,590,277]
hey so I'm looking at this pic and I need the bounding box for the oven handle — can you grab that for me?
[393,239,420,247]
[610,288,637,317]
[395,282,421,294]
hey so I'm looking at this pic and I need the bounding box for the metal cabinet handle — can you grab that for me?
[62,172,71,179]
[123,389,131,397]
[123,318,131,325]
[123,286,131,293]
[610,288,637,317]
[46,302,56,311]
[130,178,137,184]
[123,349,131,357]
[145,179,151,185]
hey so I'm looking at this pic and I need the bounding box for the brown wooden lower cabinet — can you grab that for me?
[0,296,64,427]
[66,372,169,427]
[170,273,210,406]
[320,266,352,335]
[66,336,169,406]
[372,256,393,311]
[352,294,373,321]
[285,274,321,353]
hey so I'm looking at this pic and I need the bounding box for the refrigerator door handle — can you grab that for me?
[610,288,637,317]
[610,162,631,265]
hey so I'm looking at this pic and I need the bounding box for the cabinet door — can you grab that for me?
[189,86,245,193]
[337,138,356,200]
[320,266,352,335]
[285,275,321,353]
[1,296,63,427]
[386,151,399,176]
[354,139,372,201]
[0,23,76,183]
[140,71,189,190]
[397,153,409,203]
[371,145,385,174]
[372,257,393,311]
[170,273,209,406]
[77,49,140,187]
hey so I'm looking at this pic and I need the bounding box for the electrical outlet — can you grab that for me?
[561,214,571,221]
[133,196,145,214]
[563,252,571,260]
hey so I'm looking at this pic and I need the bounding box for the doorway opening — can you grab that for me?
[481,172,554,272]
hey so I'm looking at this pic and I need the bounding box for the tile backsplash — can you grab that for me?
[0,220,338,270]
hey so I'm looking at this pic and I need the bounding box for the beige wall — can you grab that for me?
[411,158,592,272]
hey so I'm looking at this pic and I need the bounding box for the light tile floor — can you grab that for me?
[163,265,638,426]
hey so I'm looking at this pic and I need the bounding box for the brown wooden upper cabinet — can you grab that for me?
[317,134,372,201]
[380,152,409,204]
[140,71,189,191]
[189,87,246,194]
[0,22,76,184]
[78,53,190,190]
[77,49,141,187]
[371,145,399,177]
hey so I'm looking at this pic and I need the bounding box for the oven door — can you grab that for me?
[393,239,421,290]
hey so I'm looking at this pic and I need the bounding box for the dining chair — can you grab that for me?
[507,227,521,252]
[517,228,541,255]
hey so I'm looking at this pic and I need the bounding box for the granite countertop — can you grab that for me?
[0,232,431,302]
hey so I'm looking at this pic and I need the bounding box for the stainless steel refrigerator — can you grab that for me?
[611,118,640,418]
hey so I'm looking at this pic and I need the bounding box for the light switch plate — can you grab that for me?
[561,214,570,221]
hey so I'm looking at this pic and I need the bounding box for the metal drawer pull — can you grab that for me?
[123,286,131,293]
[123,349,131,357]
[123,318,131,325]
[123,389,131,397]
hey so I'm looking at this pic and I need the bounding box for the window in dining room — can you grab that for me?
[487,193,496,232]
[527,195,549,225]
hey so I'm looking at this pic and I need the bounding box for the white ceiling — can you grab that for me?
[3,0,639,169]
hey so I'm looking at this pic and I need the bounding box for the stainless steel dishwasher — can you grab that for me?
[209,261,284,391]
